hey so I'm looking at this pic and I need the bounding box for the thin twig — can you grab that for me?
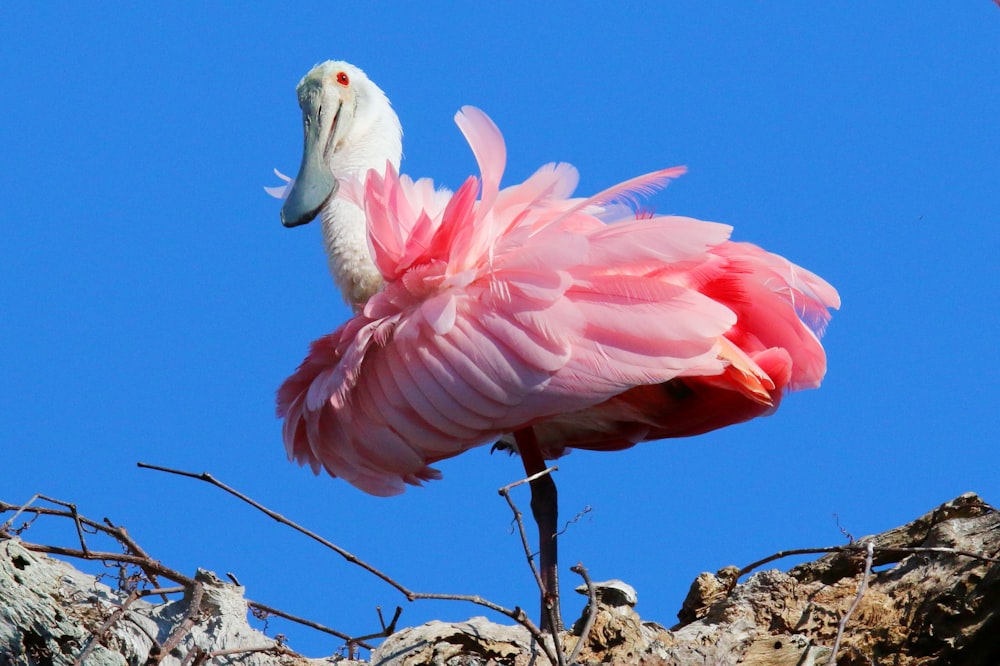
[556,506,592,538]
[567,563,596,666]
[498,468,565,665]
[246,599,374,650]
[15,534,383,653]
[1,500,169,595]
[0,494,43,533]
[498,467,565,660]
[875,545,999,563]
[1,495,91,555]
[544,605,566,666]
[826,541,875,665]
[833,513,855,543]
[58,496,90,556]
[73,590,142,666]
[4,500,392,658]
[16,542,199,587]
[137,462,415,600]
[498,474,550,596]
[138,586,186,597]
[153,581,204,664]
[737,546,848,578]
[139,461,562,663]
[737,543,999,580]
[535,570,564,658]
[3,501,99,533]
[499,465,558,493]
[103,517,168,597]
[352,606,403,643]
[205,643,297,658]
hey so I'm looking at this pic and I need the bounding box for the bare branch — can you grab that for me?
[826,540,875,665]
[245,598,374,650]
[1,500,171,595]
[499,465,558,493]
[4,507,384,653]
[204,643,297,659]
[352,606,403,643]
[497,468,565,665]
[137,463,564,663]
[138,586,186,597]
[567,563,596,666]
[152,581,204,665]
[15,541,199,587]
[1,494,43,534]
[737,546,848,578]
[56,496,89,555]
[737,543,999,580]
[103,517,168,596]
[875,545,999,562]
[498,473,549,596]
[137,462,417,600]
[1,495,90,554]
[72,590,141,666]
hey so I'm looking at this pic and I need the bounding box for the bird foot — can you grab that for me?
[490,437,518,456]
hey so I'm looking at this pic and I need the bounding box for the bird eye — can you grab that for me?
[336,72,350,86]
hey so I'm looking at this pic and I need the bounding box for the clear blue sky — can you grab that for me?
[3,3,998,658]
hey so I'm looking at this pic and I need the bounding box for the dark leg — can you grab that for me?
[514,427,562,633]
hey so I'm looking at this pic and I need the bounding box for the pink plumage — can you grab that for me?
[277,106,839,497]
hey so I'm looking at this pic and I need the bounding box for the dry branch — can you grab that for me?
[368,492,1000,665]
[4,489,998,665]
[137,462,568,664]
[0,495,383,663]
[566,563,596,665]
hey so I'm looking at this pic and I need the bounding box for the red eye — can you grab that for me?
[336,71,350,86]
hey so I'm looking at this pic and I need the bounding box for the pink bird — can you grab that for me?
[272,61,839,630]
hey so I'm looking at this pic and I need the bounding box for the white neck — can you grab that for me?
[322,99,402,308]
[320,197,384,307]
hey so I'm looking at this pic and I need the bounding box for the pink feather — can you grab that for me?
[278,107,840,496]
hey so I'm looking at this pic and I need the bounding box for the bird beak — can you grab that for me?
[280,88,340,228]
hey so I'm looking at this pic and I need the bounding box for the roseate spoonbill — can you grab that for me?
[271,61,839,631]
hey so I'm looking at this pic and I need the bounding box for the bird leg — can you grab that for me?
[514,427,563,633]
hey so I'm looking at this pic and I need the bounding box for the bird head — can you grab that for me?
[280,60,402,228]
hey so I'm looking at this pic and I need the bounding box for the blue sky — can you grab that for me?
[3,3,998,658]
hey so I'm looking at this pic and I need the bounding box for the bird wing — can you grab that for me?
[278,108,745,496]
